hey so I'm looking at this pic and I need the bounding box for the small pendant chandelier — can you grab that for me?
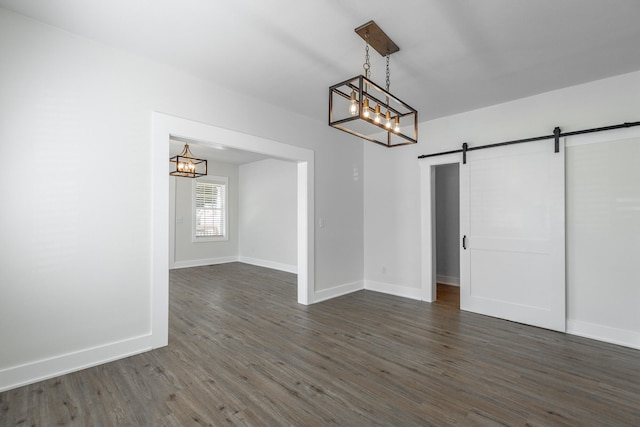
[169,143,207,178]
[329,20,418,147]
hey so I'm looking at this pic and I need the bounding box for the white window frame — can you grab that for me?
[192,176,229,242]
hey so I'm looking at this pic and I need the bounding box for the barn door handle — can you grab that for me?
[462,235,467,250]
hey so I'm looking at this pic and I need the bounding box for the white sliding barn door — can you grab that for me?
[460,139,566,331]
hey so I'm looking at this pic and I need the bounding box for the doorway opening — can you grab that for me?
[168,139,298,275]
[434,163,460,309]
[419,153,460,303]
[151,112,314,349]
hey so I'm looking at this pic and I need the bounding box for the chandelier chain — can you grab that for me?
[363,33,371,79]
[385,54,390,91]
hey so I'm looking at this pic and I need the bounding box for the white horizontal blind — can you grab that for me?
[195,181,226,238]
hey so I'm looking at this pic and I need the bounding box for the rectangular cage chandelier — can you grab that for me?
[169,143,207,178]
[329,21,418,147]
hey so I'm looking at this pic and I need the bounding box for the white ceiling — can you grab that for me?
[3,0,640,124]
[170,136,272,165]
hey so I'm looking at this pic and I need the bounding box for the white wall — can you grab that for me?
[238,159,298,273]
[435,164,460,286]
[363,146,424,300]
[171,159,239,268]
[364,70,640,349]
[0,9,364,391]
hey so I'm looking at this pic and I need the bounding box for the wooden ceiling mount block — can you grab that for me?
[355,20,400,57]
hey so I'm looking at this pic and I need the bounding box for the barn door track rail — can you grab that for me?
[417,120,640,164]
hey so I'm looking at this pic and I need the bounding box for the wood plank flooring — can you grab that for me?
[435,283,460,310]
[2,262,639,426]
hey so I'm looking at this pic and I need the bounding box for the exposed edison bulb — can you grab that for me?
[394,116,401,133]
[349,90,358,116]
[363,98,370,118]
[374,104,381,123]
[385,110,392,129]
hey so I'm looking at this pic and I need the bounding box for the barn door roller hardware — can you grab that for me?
[418,120,640,164]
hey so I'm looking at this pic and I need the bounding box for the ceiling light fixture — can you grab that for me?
[169,143,207,178]
[329,20,418,147]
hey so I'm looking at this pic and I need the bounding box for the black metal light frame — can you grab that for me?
[329,74,418,147]
[329,21,418,147]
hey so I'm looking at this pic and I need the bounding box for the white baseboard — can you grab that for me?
[237,256,297,274]
[436,275,460,286]
[0,333,156,393]
[312,281,364,303]
[170,256,238,270]
[171,256,297,274]
[567,319,640,351]
[364,280,422,301]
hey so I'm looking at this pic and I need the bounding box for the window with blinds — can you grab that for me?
[193,177,228,241]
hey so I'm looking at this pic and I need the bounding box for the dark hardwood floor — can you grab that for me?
[2,263,639,426]
[435,283,460,309]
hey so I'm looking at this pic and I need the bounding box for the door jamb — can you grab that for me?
[419,154,461,302]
